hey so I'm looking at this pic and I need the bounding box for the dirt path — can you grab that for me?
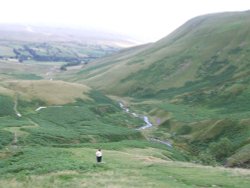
[13,132,18,145]
[4,118,39,149]
[13,94,21,117]
[10,94,39,146]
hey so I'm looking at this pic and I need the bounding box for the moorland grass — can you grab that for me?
[0,95,15,117]
[0,147,249,188]
[0,130,13,149]
[4,80,91,105]
[23,105,143,145]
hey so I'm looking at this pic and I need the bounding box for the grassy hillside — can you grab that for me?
[0,77,197,188]
[1,11,250,187]
[64,11,250,168]
[1,147,249,188]
[74,11,250,99]
[3,80,91,105]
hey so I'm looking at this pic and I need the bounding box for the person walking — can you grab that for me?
[96,149,102,163]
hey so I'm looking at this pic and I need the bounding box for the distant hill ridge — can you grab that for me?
[0,24,141,68]
[0,23,139,46]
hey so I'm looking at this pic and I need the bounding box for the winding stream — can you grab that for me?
[119,102,153,130]
[119,102,172,148]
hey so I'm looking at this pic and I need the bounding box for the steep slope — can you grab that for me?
[1,12,249,186]
[69,11,250,167]
[75,11,250,101]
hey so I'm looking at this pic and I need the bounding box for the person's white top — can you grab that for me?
[96,150,102,157]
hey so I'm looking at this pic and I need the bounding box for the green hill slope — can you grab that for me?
[1,11,250,187]
[1,147,250,188]
[75,11,250,101]
[69,11,250,167]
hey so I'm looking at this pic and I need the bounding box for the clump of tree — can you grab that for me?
[13,45,83,63]
[198,151,217,166]
[60,65,67,71]
[209,137,234,161]
[198,137,234,166]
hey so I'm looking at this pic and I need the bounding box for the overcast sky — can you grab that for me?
[0,0,249,42]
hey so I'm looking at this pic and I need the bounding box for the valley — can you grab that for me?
[0,11,250,187]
